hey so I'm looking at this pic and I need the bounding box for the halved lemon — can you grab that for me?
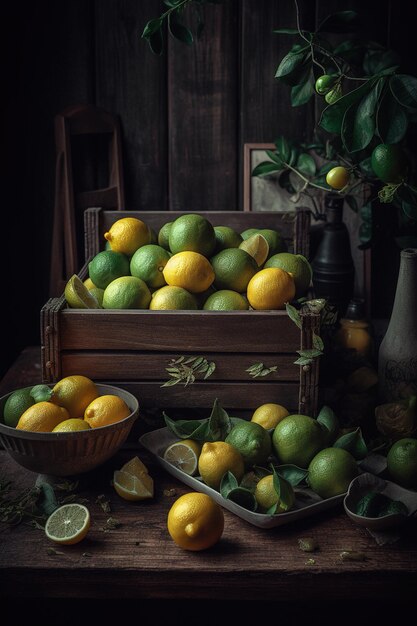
[113,470,154,501]
[163,439,202,476]
[65,274,101,309]
[120,456,150,477]
[45,503,90,545]
[239,233,269,267]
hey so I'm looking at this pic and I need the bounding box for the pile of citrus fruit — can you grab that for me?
[65,214,312,311]
[2,375,131,433]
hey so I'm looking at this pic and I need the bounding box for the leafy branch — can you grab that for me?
[161,355,216,387]
[246,363,278,378]
[286,302,324,367]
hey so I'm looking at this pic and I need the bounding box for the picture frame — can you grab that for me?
[244,142,285,212]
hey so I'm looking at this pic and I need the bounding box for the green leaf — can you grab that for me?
[207,398,232,441]
[168,11,193,45]
[363,49,400,75]
[319,80,374,134]
[31,384,53,403]
[294,356,312,366]
[360,203,372,222]
[316,405,339,445]
[272,467,294,513]
[163,413,212,441]
[274,464,308,486]
[226,487,258,512]
[376,90,408,143]
[317,11,359,34]
[220,471,239,499]
[359,157,375,178]
[275,50,308,82]
[297,349,323,358]
[37,481,59,516]
[390,74,417,111]
[312,332,324,351]
[141,17,163,39]
[341,79,383,152]
[252,161,281,177]
[296,153,316,177]
[291,73,315,107]
[318,161,339,176]
[266,150,285,167]
[285,302,302,329]
[274,136,291,163]
[149,29,163,56]
[273,28,300,35]
[344,195,358,213]
[402,202,417,221]
[333,427,368,460]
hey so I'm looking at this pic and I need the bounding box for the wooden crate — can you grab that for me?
[41,208,320,415]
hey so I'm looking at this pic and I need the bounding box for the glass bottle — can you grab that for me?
[378,248,417,403]
[335,298,373,360]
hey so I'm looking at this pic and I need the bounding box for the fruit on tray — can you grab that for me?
[65,213,313,310]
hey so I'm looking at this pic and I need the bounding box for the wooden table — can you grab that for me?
[1,348,416,615]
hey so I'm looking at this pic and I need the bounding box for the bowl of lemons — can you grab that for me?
[0,375,139,476]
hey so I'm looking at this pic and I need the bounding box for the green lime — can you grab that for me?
[102,276,151,309]
[64,274,101,309]
[203,289,249,311]
[371,143,408,184]
[149,286,198,310]
[257,229,287,258]
[264,252,312,298]
[88,250,130,289]
[324,83,343,104]
[3,388,36,428]
[240,228,259,241]
[315,74,338,95]
[130,244,171,289]
[210,248,258,293]
[213,226,243,253]
[158,222,173,250]
[88,286,104,307]
[386,438,417,489]
[308,447,358,498]
[225,420,272,467]
[169,214,216,257]
[272,414,324,468]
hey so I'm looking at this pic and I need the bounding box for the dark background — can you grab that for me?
[2,0,417,379]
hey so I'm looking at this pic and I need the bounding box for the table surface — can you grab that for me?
[1,347,416,602]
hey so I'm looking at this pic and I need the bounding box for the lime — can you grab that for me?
[272,414,324,468]
[308,447,358,498]
[210,248,258,293]
[257,229,287,258]
[150,285,198,310]
[88,286,104,306]
[324,83,343,104]
[213,226,243,252]
[239,233,269,267]
[371,143,408,184]
[315,74,338,95]
[158,222,173,250]
[169,214,216,257]
[130,244,171,289]
[225,420,272,467]
[254,474,295,513]
[240,228,259,241]
[88,250,130,290]
[102,276,151,309]
[264,252,312,298]
[386,438,417,489]
[104,217,151,256]
[3,388,36,428]
[203,289,249,311]
[326,166,349,190]
[65,274,101,309]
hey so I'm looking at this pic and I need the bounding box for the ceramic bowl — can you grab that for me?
[0,384,139,476]
[344,472,417,531]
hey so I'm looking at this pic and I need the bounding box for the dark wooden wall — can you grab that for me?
[2,0,417,378]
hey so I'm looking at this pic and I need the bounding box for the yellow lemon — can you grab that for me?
[84,394,131,428]
[113,470,154,501]
[198,441,245,490]
[121,455,150,477]
[16,402,70,432]
[64,274,101,309]
[51,375,99,418]
[52,418,91,432]
[167,492,224,551]
[104,217,151,256]
[251,403,290,430]
[150,285,198,310]
[255,474,295,513]
[239,233,269,267]
[247,267,295,310]
[163,251,215,293]
[45,504,90,545]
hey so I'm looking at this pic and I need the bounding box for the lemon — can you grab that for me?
[45,503,90,545]
[150,285,198,310]
[113,469,154,501]
[210,248,258,293]
[16,402,70,432]
[130,244,171,289]
[198,441,245,490]
[239,233,269,267]
[308,447,358,498]
[88,286,104,307]
[104,217,151,256]
[255,474,295,513]
[83,277,97,290]
[158,222,173,250]
[65,274,101,309]
[102,276,152,309]
[3,388,35,428]
[169,214,216,257]
[52,418,91,432]
[163,439,202,476]
[213,226,243,252]
[247,267,295,310]
[225,420,272,467]
[251,403,290,430]
[88,250,130,290]
[264,253,312,298]
[386,438,417,489]
[84,394,131,428]
[51,375,99,418]
[272,414,324,468]
[163,251,215,293]
[203,289,249,311]
[326,166,349,190]
[167,492,224,551]
[257,229,286,258]
[121,455,150,477]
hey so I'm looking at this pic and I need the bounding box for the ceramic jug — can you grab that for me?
[378,248,417,402]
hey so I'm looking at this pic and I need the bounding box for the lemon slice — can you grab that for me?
[65,274,101,309]
[45,503,90,545]
[121,456,150,477]
[163,440,201,476]
[239,233,269,266]
[113,469,154,501]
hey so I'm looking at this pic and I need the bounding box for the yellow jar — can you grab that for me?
[335,298,373,358]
